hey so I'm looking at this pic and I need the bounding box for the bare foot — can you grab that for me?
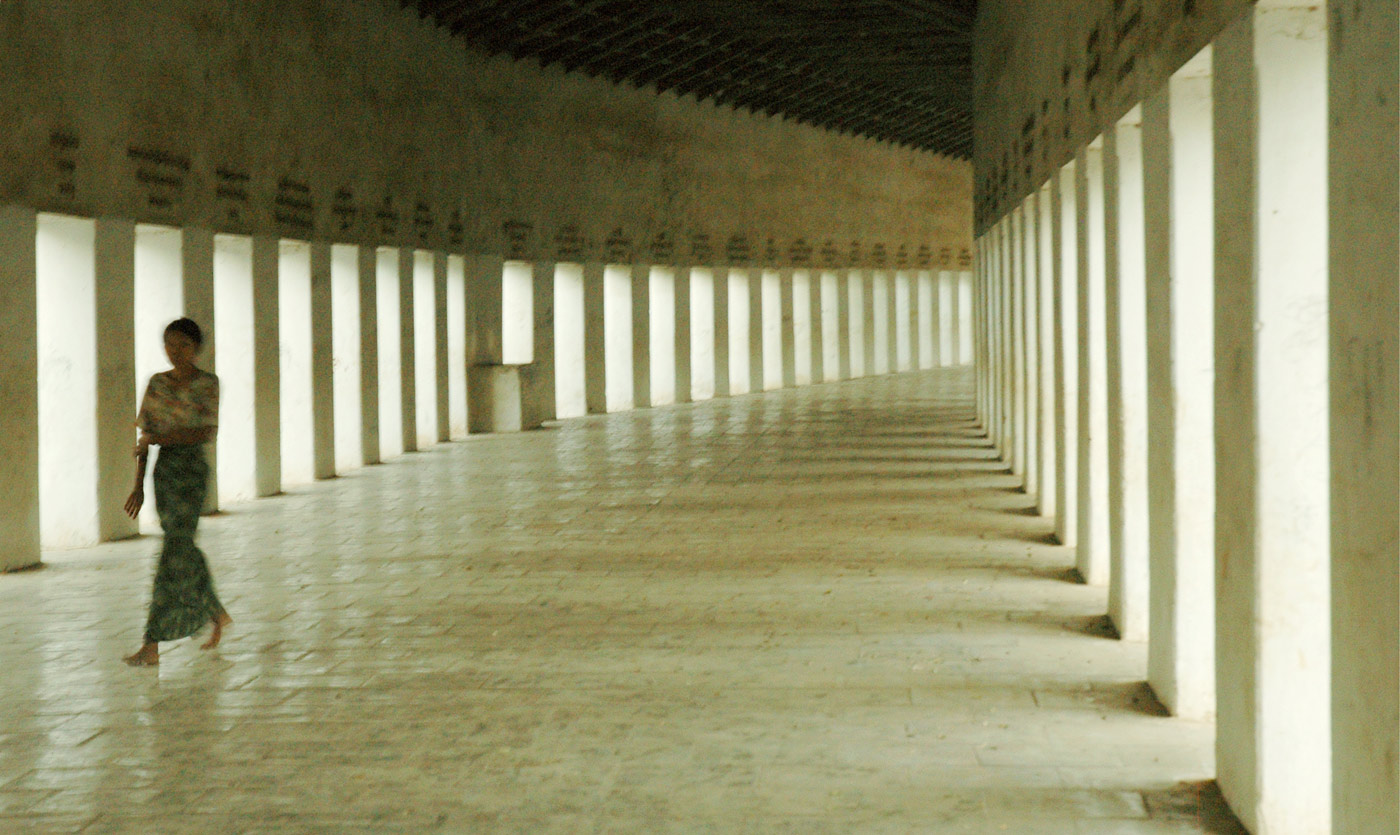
[201,611,232,650]
[124,642,159,667]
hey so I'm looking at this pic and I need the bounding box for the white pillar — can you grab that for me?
[780,268,798,387]
[434,253,451,442]
[712,266,731,396]
[938,270,955,367]
[0,207,39,571]
[1214,6,1331,831]
[1020,200,1040,503]
[860,269,876,378]
[468,253,510,425]
[1328,4,1399,831]
[747,267,765,394]
[632,260,652,409]
[95,218,137,542]
[397,248,417,453]
[182,228,219,511]
[836,269,852,380]
[252,236,281,496]
[357,246,380,465]
[957,270,972,365]
[1035,185,1057,520]
[584,261,609,413]
[1144,49,1216,720]
[1105,110,1151,642]
[804,269,823,384]
[524,259,557,426]
[1055,163,1080,548]
[310,241,336,478]
[917,270,935,369]
[1076,141,1110,585]
[674,265,692,403]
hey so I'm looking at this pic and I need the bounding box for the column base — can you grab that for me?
[468,365,542,433]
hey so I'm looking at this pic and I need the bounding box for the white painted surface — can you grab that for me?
[688,267,716,402]
[279,240,314,487]
[727,270,751,395]
[36,214,98,549]
[445,255,466,440]
[648,266,677,406]
[554,263,587,419]
[604,265,634,412]
[375,248,403,459]
[413,251,438,450]
[214,235,258,502]
[330,244,364,470]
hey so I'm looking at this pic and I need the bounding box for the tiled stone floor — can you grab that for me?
[0,369,1243,833]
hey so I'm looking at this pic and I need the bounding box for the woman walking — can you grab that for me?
[123,318,231,667]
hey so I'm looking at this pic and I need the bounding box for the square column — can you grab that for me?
[674,265,693,404]
[1214,6,1331,831]
[1328,4,1400,831]
[880,270,898,374]
[1000,220,1015,460]
[894,270,913,372]
[398,248,417,453]
[779,269,797,388]
[523,259,557,426]
[1075,141,1110,585]
[835,270,852,380]
[310,242,336,478]
[860,269,876,378]
[917,270,935,369]
[938,271,955,368]
[1035,185,1058,520]
[1144,50,1215,720]
[632,261,651,409]
[1105,111,1151,642]
[957,271,972,364]
[806,270,824,384]
[357,246,380,465]
[712,266,731,396]
[0,207,39,571]
[746,268,764,394]
[1055,162,1080,548]
[468,253,519,426]
[434,253,451,442]
[95,218,138,542]
[1020,201,1040,503]
[252,236,281,496]
[182,229,219,511]
[584,261,609,412]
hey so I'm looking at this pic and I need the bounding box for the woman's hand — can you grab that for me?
[133,433,152,459]
[124,488,144,519]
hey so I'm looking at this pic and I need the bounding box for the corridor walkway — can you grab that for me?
[0,369,1236,833]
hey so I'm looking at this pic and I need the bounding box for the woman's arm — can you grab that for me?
[124,442,149,519]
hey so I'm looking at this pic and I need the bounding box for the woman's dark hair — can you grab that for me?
[165,317,203,347]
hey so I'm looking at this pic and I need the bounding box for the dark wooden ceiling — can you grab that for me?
[401,0,976,158]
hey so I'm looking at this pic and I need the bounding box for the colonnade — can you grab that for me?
[0,207,974,576]
[974,2,1398,832]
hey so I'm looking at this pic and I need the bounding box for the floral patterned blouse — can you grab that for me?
[137,369,220,440]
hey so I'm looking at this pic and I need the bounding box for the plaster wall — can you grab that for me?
[1,0,969,271]
[974,0,1250,230]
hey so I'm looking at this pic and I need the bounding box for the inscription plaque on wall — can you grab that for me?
[895,244,909,269]
[725,234,751,265]
[414,203,435,243]
[556,224,586,260]
[789,238,812,266]
[128,146,188,210]
[49,131,78,202]
[503,219,532,259]
[916,244,933,269]
[848,240,863,266]
[940,246,954,268]
[689,232,712,264]
[376,195,398,237]
[274,177,314,234]
[331,188,357,234]
[871,243,887,268]
[820,239,839,267]
[216,167,250,226]
[957,248,973,269]
[650,231,674,262]
[447,209,465,247]
[604,227,632,263]
[764,237,779,264]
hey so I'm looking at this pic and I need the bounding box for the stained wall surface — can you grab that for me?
[0,0,971,270]
[973,0,1249,231]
